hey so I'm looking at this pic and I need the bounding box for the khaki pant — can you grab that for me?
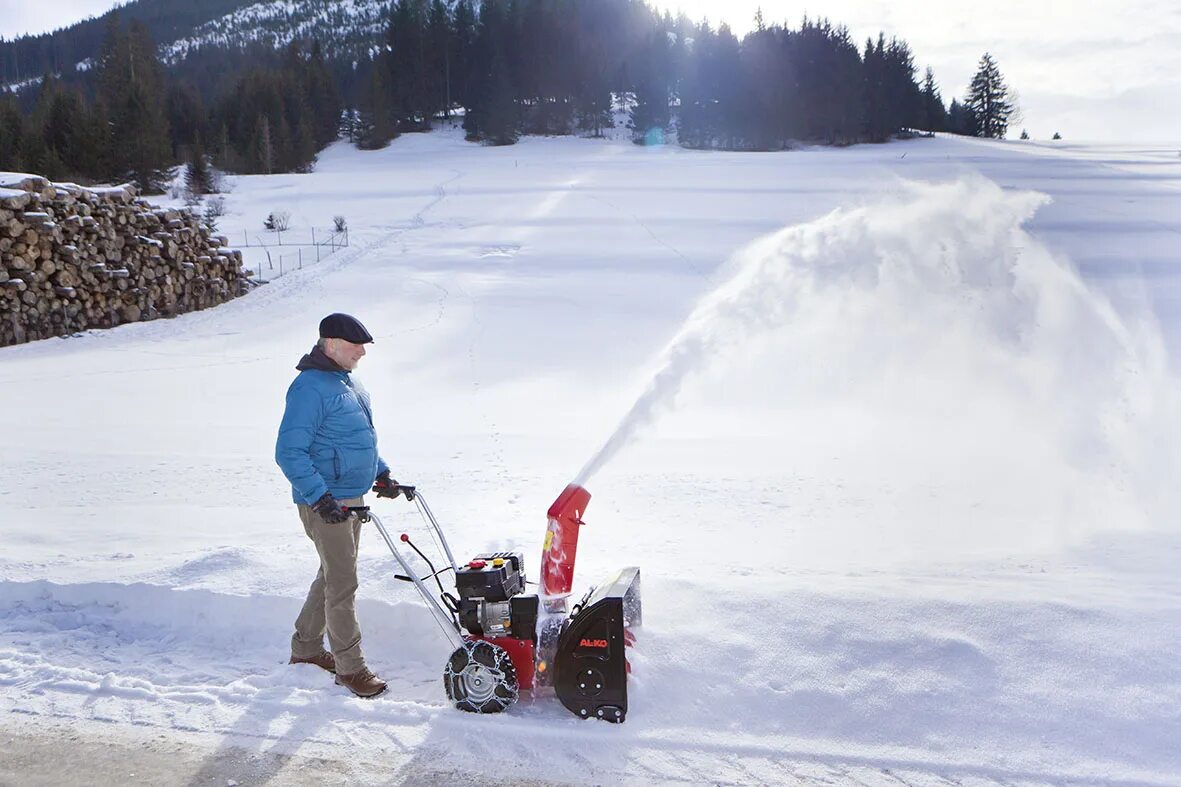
[291,496,366,675]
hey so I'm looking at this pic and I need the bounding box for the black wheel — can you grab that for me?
[443,639,518,713]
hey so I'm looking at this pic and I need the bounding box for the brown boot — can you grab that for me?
[335,667,387,698]
[290,651,336,673]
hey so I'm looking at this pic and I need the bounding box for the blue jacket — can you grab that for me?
[275,347,390,505]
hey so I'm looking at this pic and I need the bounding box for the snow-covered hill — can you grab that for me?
[0,0,388,93]
[161,0,389,64]
[1,131,1180,785]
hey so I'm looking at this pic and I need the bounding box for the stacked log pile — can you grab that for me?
[0,173,248,347]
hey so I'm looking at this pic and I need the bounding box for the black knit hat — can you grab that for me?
[319,313,374,344]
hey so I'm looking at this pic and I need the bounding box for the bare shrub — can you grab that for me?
[265,210,291,231]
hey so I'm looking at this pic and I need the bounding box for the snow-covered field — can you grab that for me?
[2,129,1180,786]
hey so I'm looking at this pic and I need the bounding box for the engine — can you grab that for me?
[453,551,539,689]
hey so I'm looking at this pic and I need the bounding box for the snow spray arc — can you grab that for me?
[574,176,1180,532]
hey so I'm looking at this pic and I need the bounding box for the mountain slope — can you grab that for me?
[0,0,257,84]
[161,0,390,65]
[0,0,389,88]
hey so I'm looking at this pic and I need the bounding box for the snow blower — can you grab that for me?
[348,483,641,722]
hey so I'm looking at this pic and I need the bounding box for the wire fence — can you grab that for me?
[240,226,351,283]
[2,225,351,345]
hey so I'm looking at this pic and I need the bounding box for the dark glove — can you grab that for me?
[373,471,415,501]
[312,492,350,524]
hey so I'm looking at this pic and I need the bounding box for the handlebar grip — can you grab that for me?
[374,483,416,501]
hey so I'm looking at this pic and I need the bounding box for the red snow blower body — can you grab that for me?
[357,483,641,722]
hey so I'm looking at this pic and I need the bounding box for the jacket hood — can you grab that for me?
[296,345,348,373]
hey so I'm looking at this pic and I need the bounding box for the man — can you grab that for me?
[276,312,403,698]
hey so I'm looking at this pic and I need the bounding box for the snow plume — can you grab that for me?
[577,175,1180,536]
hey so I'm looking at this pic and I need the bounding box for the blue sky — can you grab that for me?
[3,0,1178,142]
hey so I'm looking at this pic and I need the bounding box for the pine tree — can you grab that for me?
[31,76,74,178]
[463,0,522,144]
[965,52,1013,139]
[920,66,946,132]
[305,40,342,147]
[18,121,49,180]
[26,75,102,180]
[946,97,977,136]
[0,92,24,171]
[340,109,363,144]
[575,91,612,137]
[881,38,921,134]
[711,24,746,148]
[46,87,96,179]
[480,51,519,145]
[427,0,452,118]
[675,21,712,148]
[87,98,114,179]
[294,116,316,171]
[97,17,173,192]
[254,115,274,174]
[791,18,864,144]
[629,32,671,145]
[273,114,294,172]
[167,84,206,161]
[862,34,890,142]
[388,0,431,131]
[451,0,477,111]
[358,61,398,149]
[740,24,793,149]
[209,120,236,173]
[629,81,669,145]
[202,198,224,234]
[184,140,213,199]
[517,0,577,136]
[574,52,612,138]
[572,23,614,137]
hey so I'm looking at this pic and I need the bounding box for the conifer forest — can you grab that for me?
[0,0,1016,192]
